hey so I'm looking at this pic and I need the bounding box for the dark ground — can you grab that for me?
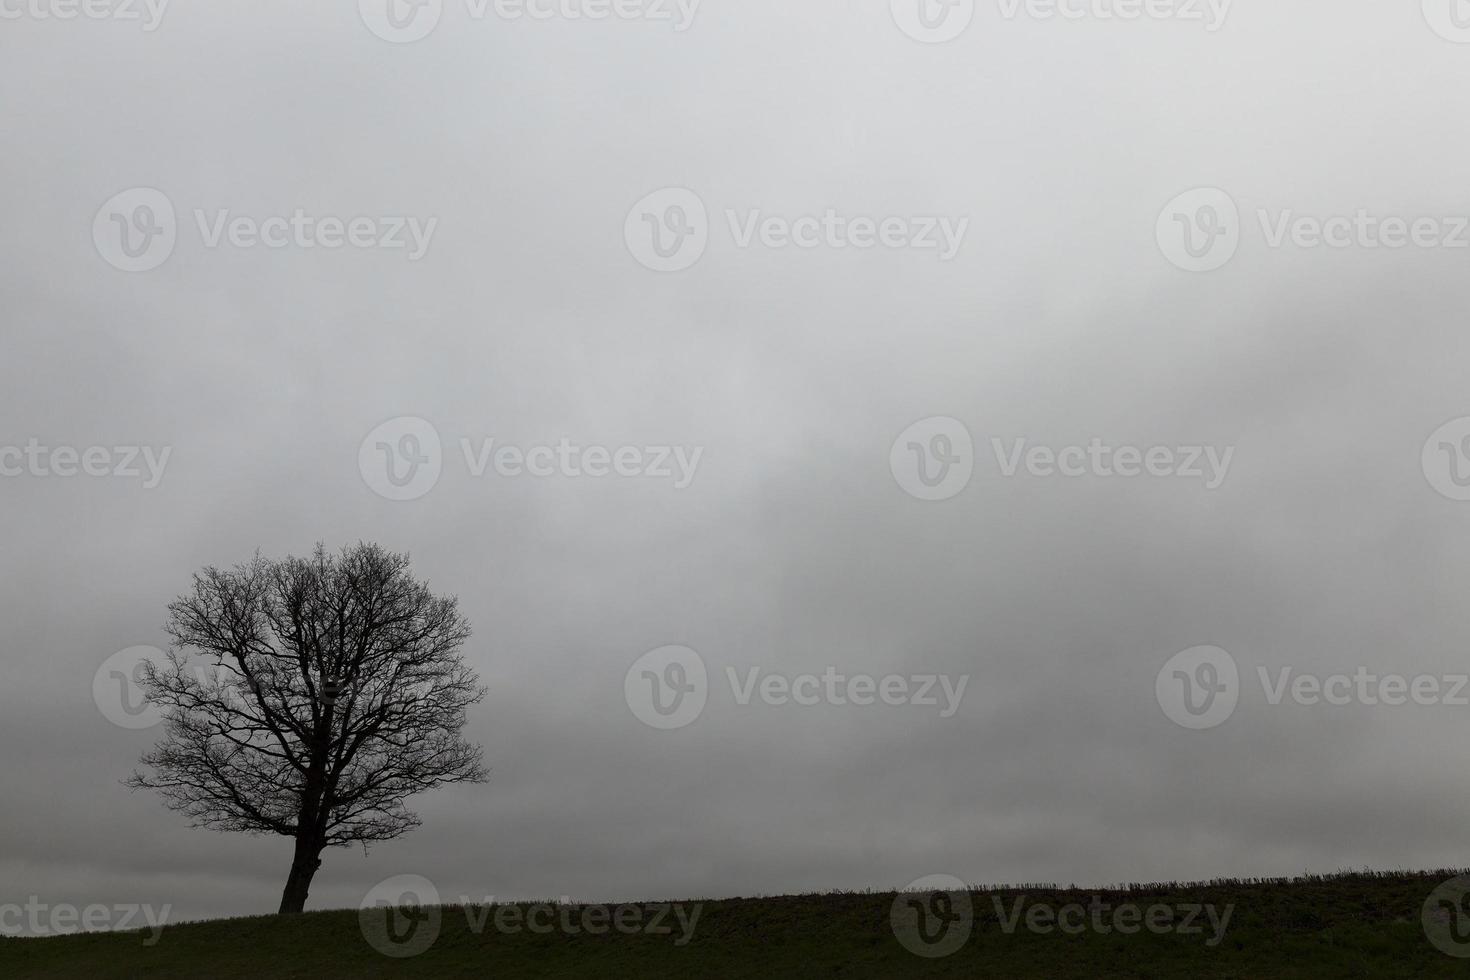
[4,869,1468,978]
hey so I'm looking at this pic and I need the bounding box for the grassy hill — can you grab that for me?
[4,869,1468,978]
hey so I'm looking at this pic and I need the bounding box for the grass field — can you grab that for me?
[4,869,1469,978]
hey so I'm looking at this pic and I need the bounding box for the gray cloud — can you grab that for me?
[3,0,1470,929]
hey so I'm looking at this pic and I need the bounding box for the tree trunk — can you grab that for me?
[277,836,323,914]
[281,742,330,915]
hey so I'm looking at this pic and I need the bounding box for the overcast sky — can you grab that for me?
[4,0,1470,928]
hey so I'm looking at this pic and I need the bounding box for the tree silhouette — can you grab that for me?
[127,543,487,914]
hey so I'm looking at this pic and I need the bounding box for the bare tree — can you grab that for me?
[127,543,487,914]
